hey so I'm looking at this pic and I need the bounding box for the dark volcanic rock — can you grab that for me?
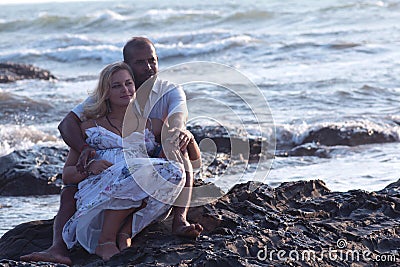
[0,146,67,196]
[1,179,399,266]
[0,62,56,83]
[187,124,269,162]
[302,125,397,146]
[278,143,331,158]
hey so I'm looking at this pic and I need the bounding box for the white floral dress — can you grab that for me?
[62,125,185,254]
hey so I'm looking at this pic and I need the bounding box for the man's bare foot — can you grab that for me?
[95,242,120,261]
[172,219,203,239]
[117,232,132,251]
[20,247,72,266]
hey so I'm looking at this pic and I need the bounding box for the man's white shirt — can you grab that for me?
[72,78,188,122]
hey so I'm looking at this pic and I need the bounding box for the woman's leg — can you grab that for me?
[95,208,136,261]
[117,214,133,251]
[117,200,147,251]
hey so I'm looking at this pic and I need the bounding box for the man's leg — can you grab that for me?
[20,186,77,265]
[172,170,203,238]
[161,127,203,238]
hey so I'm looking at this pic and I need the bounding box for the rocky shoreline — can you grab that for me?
[1,62,399,266]
[0,179,399,266]
[0,62,56,83]
[2,123,398,196]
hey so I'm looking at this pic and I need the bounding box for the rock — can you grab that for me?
[277,143,331,158]
[0,179,399,266]
[302,125,397,146]
[0,62,56,83]
[377,179,400,197]
[0,219,54,261]
[0,146,67,196]
[187,124,269,162]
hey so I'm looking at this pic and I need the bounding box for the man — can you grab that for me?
[21,37,202,265]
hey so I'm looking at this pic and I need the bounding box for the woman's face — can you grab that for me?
[108,69,135,107]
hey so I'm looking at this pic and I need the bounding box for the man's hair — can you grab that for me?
[123,37,155,63]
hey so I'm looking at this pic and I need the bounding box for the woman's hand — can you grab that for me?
[76,145,96,173]
[85,159,113,175]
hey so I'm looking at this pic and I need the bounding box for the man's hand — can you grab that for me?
[179,129,194,151]
[76,146,96,173]
[168,128,194,152]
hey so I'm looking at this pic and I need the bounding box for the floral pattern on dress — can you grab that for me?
[62,125,185,254]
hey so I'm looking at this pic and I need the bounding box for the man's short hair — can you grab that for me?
[123,37,155,63]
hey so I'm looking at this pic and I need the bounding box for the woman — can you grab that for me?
[61,62,201,261]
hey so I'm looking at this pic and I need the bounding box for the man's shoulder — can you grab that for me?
[155,78,182,93]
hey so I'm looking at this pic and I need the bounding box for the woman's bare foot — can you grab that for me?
[117,232,132,251]
[20,246,72,266]
[172,218,203,238]
[95,242,120,261]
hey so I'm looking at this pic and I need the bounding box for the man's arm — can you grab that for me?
[164,84,191,150]
[63,148,113,185]
[58,112,85,151]
[187,136,200,161]
[58,111,95,172]
[62,148,87,184]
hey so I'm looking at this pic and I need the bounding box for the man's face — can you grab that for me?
[126,44,158,88]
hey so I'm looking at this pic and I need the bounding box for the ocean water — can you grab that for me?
[0,0,399,237]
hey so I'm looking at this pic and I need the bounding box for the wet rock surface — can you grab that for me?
[0,179,399,266]
[188,124,268,162]
[276,124,400,158]
[277,142,331,158]
[301,125,397,147]
[0,146,66,196]
[0,62,56,83]
[190,123,400,159]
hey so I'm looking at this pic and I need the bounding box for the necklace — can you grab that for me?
[106,115,122,136]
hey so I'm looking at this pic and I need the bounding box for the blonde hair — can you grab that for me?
[83,62,134,120]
